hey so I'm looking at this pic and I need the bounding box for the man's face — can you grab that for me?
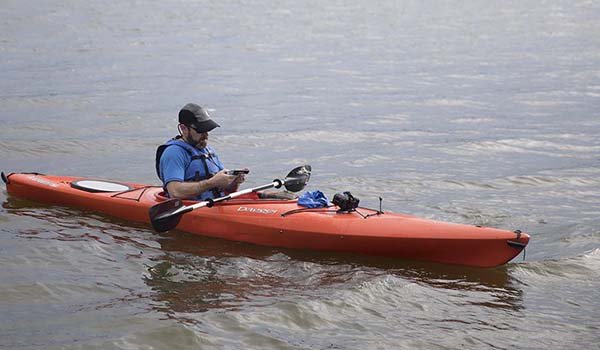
[183,124,209,148]
[194,130,209,149]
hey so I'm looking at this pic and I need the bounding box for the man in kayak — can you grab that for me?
[156,103,246,200]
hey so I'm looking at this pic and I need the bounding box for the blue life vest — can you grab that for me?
[155,137,224,200]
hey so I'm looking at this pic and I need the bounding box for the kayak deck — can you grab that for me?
[3,172,530,267]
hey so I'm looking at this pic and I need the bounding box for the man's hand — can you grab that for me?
[223,167,248,193]
[209,170,237,189]
[232,168,249,185]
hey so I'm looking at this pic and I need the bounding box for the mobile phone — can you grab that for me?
[227,169,250,175]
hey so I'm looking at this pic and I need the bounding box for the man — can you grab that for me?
[156,103,245,200]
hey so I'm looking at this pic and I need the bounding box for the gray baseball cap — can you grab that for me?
[178,103,220,133]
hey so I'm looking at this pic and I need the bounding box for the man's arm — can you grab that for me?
[166,170,236,199]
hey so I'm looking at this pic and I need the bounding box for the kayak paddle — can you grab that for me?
[149,165,311,233]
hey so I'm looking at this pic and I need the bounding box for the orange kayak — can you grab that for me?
[2,172,529,267]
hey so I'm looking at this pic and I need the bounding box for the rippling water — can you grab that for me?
[1,1,600,349]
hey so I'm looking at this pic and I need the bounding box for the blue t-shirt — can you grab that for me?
[159,144,224,200]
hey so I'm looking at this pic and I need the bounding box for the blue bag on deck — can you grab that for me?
[297,190,330,208]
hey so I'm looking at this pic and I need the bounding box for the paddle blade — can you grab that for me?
[149,198,184,233]
[283,164,311,192]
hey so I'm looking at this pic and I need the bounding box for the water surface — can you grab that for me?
[1,1,599,349]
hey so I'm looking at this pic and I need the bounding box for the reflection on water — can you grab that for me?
[145,229,525,317]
